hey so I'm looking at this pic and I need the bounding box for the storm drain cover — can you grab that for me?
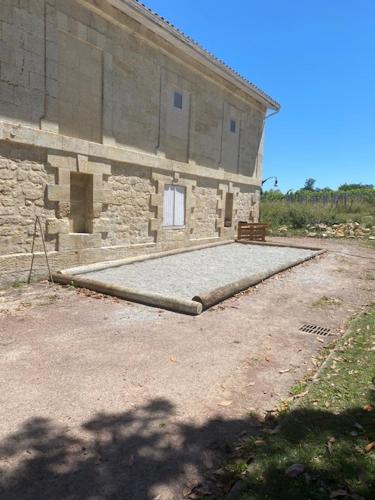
[299,324,331,336]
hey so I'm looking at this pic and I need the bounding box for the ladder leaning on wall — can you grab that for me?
[28,216,54,284]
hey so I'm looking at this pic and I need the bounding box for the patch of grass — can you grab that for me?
[10,281,24,289]
[362,239,375,251]
[236,307,375,500]
[312,296,344,309]
[224,460,248,481]
[247,410,260,419]
[290,381,308,396]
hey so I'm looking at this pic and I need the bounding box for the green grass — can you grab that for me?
[312,296,344,309]
[362,239,375,251]
[232,307,375,500]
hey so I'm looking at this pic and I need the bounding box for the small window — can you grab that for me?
[174,91,183,110]
[70,172,93,233]
[224,192,234,227]
[163,185,186,227]
[230,119,236,133]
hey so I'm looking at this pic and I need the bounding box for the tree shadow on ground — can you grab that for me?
[0,398,259,500]
[0,397,374,500]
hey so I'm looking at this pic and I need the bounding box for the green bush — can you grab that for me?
[260,201,374,229]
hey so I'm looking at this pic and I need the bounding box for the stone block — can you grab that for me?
[48,184,70,202]
[30,71,45,91]
[57,201,70,218]
[95,189,113,204]
[78,157,111,175]
[92,218,110,233]
[150,193,162,206]
[0,2,13,23]
[46,218,69,235]
[58,233,102,251]
[92,203,102,218]
[0,40,13,65]
[58,168,71,185]
[47,151,77,170]
[46,77,58,98]
[46,40,58,61]
[150,218,161,231]
[0,81,15,104]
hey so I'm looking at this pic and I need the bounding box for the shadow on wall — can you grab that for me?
[0,398,375,499]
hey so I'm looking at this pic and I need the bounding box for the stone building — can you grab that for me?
[0,0,280,286]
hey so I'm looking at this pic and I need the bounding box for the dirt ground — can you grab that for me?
[0,238,374,500]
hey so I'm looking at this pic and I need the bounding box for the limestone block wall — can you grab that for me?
[0,0,268,287]
[106,164,155,247]
[237,187,260,223]
[192,180,220,240]
[0,142,55,255]
[0,0,45,128]
[0,0,267,178]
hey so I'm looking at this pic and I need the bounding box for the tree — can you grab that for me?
[303,178,316,191]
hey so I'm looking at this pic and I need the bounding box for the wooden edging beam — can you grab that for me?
[236,239,325,252]
[193,249,326,310]
[52,273,203,316]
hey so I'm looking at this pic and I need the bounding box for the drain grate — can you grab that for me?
[299,324,331,336]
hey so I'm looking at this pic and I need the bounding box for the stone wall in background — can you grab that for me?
[0,142,55,255]
[0,139,258,287]
[0,0,262,287]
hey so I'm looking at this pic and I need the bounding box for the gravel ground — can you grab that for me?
[79,243,319,299]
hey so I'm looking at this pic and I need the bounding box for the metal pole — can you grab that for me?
[37,216,53,284]
[27,216,53,284]
[27,217,38,284]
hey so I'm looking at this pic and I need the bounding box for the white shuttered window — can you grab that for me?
[163,185,186,227]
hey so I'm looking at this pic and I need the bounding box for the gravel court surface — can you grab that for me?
[79,243,319,299]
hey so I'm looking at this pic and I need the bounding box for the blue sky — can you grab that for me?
[142,0,374,192]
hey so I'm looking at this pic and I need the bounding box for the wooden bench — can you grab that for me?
[237,222,268,242]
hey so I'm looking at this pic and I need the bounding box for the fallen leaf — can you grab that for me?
[330,490,348,498]
[285,463,305,478]
[326,437,336,455]
[365,442,375,453]
[363,404,374,412]
[254,439,266,446]
[293,390,309,399]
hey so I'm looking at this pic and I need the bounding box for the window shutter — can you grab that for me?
[163,185,174,226]
[174,186,185,226]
